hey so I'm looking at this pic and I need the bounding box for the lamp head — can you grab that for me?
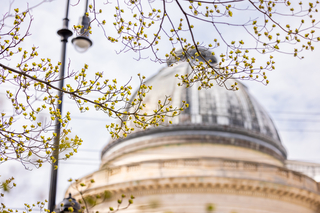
[57,193,81,213]
[72,36,92,53]
[72,15,92,53]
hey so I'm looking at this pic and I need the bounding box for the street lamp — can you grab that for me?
[48,0,92,212]
[56,193,81,213]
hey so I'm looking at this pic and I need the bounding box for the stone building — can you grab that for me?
[66,50,320,213]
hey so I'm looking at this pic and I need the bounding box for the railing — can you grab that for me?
[285,160,320,181]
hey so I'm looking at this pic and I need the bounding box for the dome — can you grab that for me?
[102,59,287,165]
[142,62,281,142]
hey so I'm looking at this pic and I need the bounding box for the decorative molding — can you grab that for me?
[100,157,319,193]
[69,176,320,212]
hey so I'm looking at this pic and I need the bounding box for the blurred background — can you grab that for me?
[0,0,320,212]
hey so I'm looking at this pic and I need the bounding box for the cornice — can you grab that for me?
[69,176,320,212]
[101,130,286,165]
[102,125,286,159]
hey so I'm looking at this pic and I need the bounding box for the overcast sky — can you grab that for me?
[1,0,320,211]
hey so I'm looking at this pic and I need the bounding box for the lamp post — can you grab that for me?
[48,0,92,212]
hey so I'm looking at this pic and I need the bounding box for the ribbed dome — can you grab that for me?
[102,56,287,161]
[143,62,281,141]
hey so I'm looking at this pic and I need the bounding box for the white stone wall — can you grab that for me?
[104,144,284,168]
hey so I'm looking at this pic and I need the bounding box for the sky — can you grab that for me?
[1,0,320,211]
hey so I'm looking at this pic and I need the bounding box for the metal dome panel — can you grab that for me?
[141,62,281,144]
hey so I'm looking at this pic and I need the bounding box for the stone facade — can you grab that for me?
[67,144,320,212]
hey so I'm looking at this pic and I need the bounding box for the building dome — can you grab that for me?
[141,62,281,141]
[102,59,287,165]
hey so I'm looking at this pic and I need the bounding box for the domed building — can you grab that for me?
[66,50,320,213]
